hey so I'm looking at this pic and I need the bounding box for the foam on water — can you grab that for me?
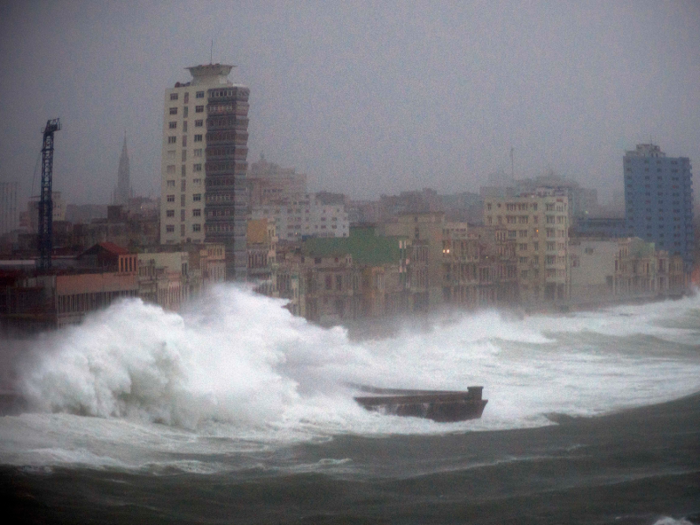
[2,285,700,469]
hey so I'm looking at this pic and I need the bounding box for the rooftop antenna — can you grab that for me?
[210,39,213,64]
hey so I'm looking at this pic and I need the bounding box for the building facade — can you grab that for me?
[160,64,250,280]
[624,144,694,269]
[483,191,570,303]
[251,194,349,242]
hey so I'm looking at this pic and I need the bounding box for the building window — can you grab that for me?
[182,136,187,147]
[193,209,201,217]
[169,93,178,101]
[182,121,188,132]
[181,195,186,206]
[193,193,202,202]
[184,92,189,103]
[166,225,175,233]
[193,224,201,232]
[168,136,176,144]
[194,148,203,157]
[166,195,175,203]
[193,163,202,172]
[169,107,178,115]
[169,121,177,129]
[166,165,176,174]
[195,105,204,113]
[196,91,204,98]
[183,106,188,118]
[195,119,203,127]
[166,180,175,188]
[166,210,175,217]
[194,134,203,142]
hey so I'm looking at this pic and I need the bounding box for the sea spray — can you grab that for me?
[13,285,700,442]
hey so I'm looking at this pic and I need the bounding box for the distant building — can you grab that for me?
[0,182,18,236]
[251,194,349,242]
[27,192,65,233]
[623,144,694,269]
[160,64,250,280]
[247,154,307,207]
[113,135,132,206]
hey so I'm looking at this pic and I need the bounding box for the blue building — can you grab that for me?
[624,144,694,268]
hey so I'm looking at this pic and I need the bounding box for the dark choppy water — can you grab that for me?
[1,286,699,524]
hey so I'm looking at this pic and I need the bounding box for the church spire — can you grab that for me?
[114,133,131,205]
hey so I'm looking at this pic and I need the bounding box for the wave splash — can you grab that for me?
[17,286,700,435]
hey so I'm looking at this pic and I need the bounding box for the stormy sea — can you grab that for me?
[1,286,699,525]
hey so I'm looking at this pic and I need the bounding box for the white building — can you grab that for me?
[160,64,249,279]
[251,194,349,242]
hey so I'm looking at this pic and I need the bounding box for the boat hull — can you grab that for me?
[353,386,487,422]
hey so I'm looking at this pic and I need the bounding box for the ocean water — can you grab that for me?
[1,285,699,524]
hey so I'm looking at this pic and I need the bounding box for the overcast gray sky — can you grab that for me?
[1,1,699,206]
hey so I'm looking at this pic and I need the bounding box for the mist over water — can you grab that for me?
[2,285,700,470]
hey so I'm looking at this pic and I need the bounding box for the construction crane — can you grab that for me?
[37,118,61,271]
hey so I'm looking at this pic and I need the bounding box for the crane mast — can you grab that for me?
[37,118,61,271]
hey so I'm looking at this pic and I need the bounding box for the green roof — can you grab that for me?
[302,226,403,266]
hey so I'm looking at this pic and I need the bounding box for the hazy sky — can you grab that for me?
[1,1,699,206]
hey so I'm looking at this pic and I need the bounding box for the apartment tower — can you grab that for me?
[160,64,250,279]
[623,144,694,269]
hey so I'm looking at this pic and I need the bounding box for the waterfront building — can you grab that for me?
[623,144,694,269]
[160,64,250,280]
[483,191,570,303]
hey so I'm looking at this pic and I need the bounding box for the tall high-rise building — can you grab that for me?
[160,64,250,279]
[113,135,132,206]
[623,144,694,269]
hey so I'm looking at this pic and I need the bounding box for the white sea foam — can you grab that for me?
[1,285,699,469]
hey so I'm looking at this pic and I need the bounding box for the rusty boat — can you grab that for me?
[353,385,487,422]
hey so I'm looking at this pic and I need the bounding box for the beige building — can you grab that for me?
[380,212,445,311]
[484,190,570,303]
[160,64,249,279]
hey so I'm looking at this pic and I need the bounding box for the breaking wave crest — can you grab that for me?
[16,286,700,437]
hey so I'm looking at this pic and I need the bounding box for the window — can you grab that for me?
[182,136,187,146]
[181,180,186,191]
[193,193,202,202]
[193,178,202,185]
[193,163,202,172]
[169,107,178,115]
[195,105,204,113]
[194,148,203,157]
[166,165,176,174]
[181,195,186,206]
[193,209,201,217]
[166,195,175,203]
[166,180,175,188]
[195,119,203,127]
[169,121,177,129]
[196,91,204,98]
[168,136,177,144]
[169,93,178,101]
[182,150,187,162]
[194,134,203,142]
[183,106,188,118]
[193,224,201,232]
[166,210,174,217]
[167,150,176,159]
[182,121,187,132]
[184,92,189,103]
[166,225,175,233]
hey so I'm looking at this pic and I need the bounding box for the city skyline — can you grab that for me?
[1,1,699,207]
